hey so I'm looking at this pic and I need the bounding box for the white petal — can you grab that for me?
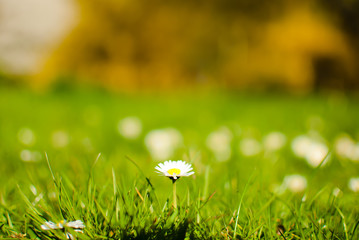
[66,220,85,229]
[41,221,60,230]
[66,232,74,240]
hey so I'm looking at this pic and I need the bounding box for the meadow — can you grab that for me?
[0,87,359,239]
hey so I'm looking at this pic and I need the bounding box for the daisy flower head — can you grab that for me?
[155,160,194,209]
[41,220,85,239]
[155,160,194,181]
[41,219,85,230]
[41,221,63,230]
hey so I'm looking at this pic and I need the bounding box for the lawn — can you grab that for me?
[0,87,358,239]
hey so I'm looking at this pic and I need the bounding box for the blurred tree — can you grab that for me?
[315,0,359,90]
[30,0,358,92]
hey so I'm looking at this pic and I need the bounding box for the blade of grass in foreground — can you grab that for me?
[336,206,349,240]
[233,169,256,239]
[126,155,160,207]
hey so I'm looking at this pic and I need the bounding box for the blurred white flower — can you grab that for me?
[20,149,42,162]
[335,135,355,158]
[239,138,262,157]
[334,135,359,161]
[51,130,69,148]
[118,116,142,140]
[263,132,287,151]
[20,150,32,161]
[291,135,312,158]
[348,177,359,192]
[18,128,36,146]
[305,142,329,168]
[351,145,359,162]
[283,174,307,193]
[291,135,329,167]
[145,128,182,161]
[206,127,232,161]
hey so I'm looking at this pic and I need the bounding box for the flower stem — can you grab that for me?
[173,180,177,208]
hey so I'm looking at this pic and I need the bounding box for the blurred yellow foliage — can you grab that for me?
[234,3,355,91]
[33,0,356,92]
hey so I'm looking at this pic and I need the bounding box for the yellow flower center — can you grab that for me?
[167,168,181,176]
[57,220,65,227]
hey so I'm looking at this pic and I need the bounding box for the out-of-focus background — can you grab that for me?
[1,0,359,198]
[1,0,359,92]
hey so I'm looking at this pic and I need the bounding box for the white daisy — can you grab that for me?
[118,116,142,140]
[41,221,62,230]
[20,149,42,162]
[291,135,312,158]
[155,160,194,180]
[41,220,85,240]
[239,138,262,157]
[291,135,330,167]
[41,219,85,231]
[348,177,359,192]
[155,160,194,209]
[206,126,232,162]
[18,128,36,146]
[65,220,85,229]
[305,142,329,167]
[145,128,183,160]
[335,134,359,161]
[263,132,287,152]
[51,130,70,148]
[283,174,307,193]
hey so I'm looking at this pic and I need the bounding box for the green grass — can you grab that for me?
[0,87,359,239]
